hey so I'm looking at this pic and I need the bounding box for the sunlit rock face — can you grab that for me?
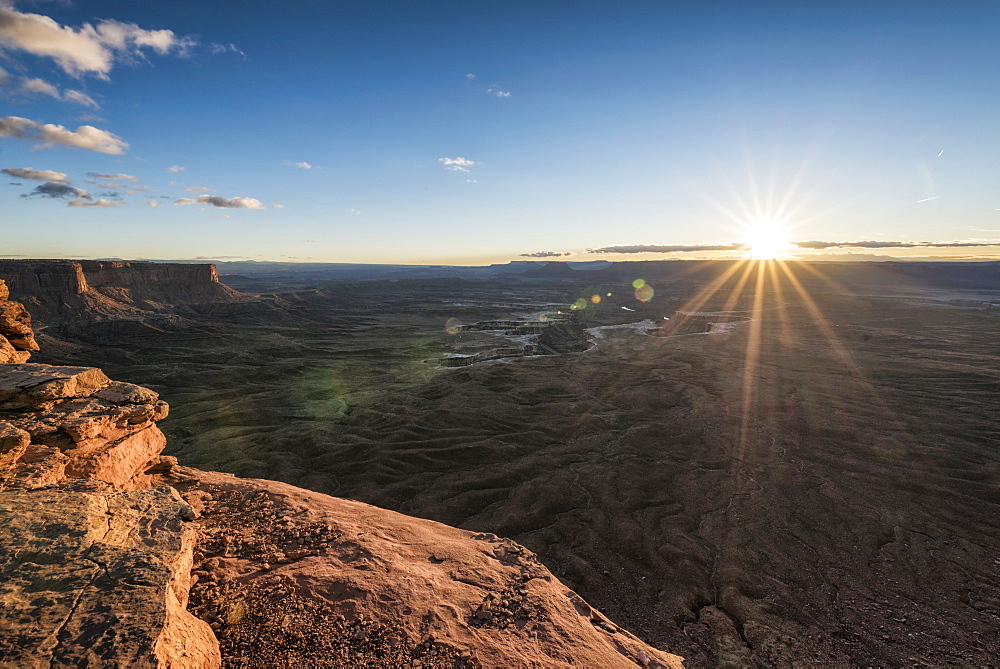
[0,260,250,333]
[0,364,169,490]
[0,279,39,363]
[167,469,684,668]
[0,484,221,668]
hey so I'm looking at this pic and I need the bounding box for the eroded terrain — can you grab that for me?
[36,265,1000,665]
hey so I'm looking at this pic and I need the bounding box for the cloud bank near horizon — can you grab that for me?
[174,194,265,209]
[794,240,998,249]
[585,240,1000,255]
[520,251,574,258]
[588,244,748,254]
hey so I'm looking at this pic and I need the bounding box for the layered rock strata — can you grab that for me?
[0,292,683,667]
[0,280,38,364]
[0,362,216,667]
[0,261,250,335]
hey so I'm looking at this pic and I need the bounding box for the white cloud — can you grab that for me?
[349,208,361,215]
[465,179,478,183]
[146,199,159,208]
[439,156,479,173]
[2,166,68,182]
[183,186,214,193]
[273,203,284,209]
[174,194,265,209]
[68,197,122,208]
[74,112,108,123]
[0,65,10,85]
[209,42,245,56]
[63,89,99,109]
[89,172,140,182]
[487,84,511,97]
[20,77,60,98]
[16,76,101,109]
[0,6,194,78]
[440,157,478,167]
[0,116,127,154]
[466,73,476,79]
[166,165,184,173]
[284,160,314,169]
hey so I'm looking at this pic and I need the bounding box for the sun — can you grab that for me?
[741,219,792,260]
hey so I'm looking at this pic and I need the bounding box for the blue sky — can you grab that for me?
[2,0,999,264]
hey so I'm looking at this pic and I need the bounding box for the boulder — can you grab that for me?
[0,422,30,468]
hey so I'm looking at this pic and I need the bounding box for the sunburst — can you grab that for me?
[741,218,792,260]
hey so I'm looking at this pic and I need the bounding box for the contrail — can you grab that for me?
[917,196,940,203]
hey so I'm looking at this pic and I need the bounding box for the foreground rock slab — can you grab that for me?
[171,469,683,668]
[0,482,219,668]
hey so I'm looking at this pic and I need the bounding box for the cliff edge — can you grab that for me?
[0,261,253,342]
[0,280,683,668]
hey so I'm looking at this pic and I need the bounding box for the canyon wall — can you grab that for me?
[0,260,248,328]
[0,261,90,297]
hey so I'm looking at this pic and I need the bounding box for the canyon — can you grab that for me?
[2,258,998,666]
[0,274,682,667]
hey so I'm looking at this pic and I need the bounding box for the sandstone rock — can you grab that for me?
[95,380,160,405]
[0,335,21,364]
[0,280,38,362]
[62,425,168,489]
[0,421,30,468]
[0,260,250,333]
[0,364,111,410]
[0,363,169,490]
[0,484,220,667]
[0,300,38,350]
[182,472,684,668]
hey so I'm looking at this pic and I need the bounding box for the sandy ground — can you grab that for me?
[41,269,1000,665]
